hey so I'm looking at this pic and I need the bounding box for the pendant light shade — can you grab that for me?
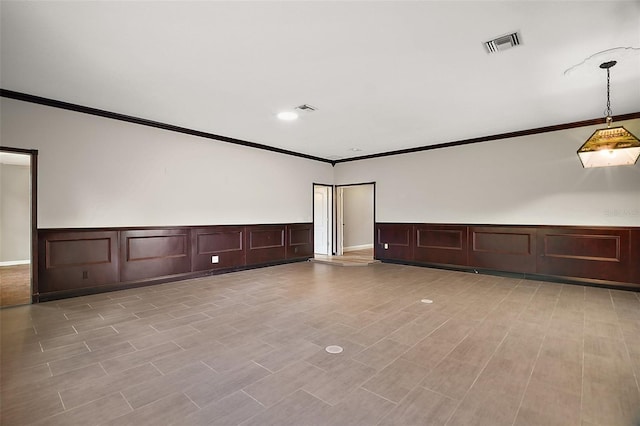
[578,125,640,168]
[577,61,640,168]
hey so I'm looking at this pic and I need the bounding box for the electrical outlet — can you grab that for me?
[82,271,88,279]
[211,255,219,263]
[384,243,389,249]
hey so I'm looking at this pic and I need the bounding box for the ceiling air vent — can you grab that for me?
[484,31,521,53]
[295,104,317,112]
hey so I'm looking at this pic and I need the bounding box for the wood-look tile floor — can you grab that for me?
[2,262,640,425]
[0,264,31,307]
[312,248,379,266]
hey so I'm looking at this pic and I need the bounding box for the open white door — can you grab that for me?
[313,185,331,255]
[335,186,344,256]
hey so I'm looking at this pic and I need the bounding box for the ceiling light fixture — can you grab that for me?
[277,111,298,121]
[577,61,640,168]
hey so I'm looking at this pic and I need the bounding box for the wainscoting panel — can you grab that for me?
[246,225,287,265]
[192,226,245,272]
[375,223,413,261]
[375,223,638,289]
[414,225,468,266]
[286,223,314,259]
[537,227,630,284]
[469,227,536,273]
[37,223,313,301]
[38,231,119,293]
[120,229,191,282]
[631,229,640,285]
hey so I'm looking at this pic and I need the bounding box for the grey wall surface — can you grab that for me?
[343,184,374,249]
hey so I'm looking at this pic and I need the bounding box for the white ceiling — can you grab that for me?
[1,1,639,161]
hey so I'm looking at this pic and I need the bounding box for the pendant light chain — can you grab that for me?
[605,67,612,118]
[604,63,613,127]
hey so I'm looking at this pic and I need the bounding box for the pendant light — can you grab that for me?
[577,61,640,168]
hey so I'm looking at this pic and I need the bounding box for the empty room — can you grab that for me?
[1,1,639,425]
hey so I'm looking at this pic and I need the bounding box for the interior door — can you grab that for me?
[314,186,329,254]
[0,150,34,306]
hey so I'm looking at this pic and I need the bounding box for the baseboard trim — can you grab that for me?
[377,258,640,292]
[343,244,373,252]
[0,260,30,267]
[35,257,311,302]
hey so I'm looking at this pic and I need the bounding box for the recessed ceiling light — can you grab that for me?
[350,148,362,152]
[277,111,298,121]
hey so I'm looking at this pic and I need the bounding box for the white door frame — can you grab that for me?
[0,147,37,305]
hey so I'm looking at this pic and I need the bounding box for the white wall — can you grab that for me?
[2,97,639,230]
[0,163,31,262]
[342,185,374,249]
[0,98,334,228]
[335,119,640,226]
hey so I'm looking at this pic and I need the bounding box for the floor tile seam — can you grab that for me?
[579,295,586,426]
[406,379,459,405]
[372,381,433,426]
[508,329,546,426]
[57,391,66,410]
[59,388,130,420]
[418,380,464,402]
[182,390,202,409]
[351,341,412,373]
[251,360,276,374]
[356,385,398,409]
[619,328,640,394]
[382,317,453,356]
[119,390,135,413]
[247,380,320,409]
[11,349,93,371]
[31,323,77,337]
[307,363,379,400]
[149,361,167,376]
[380,320,458,371]
[240,389,267,408]
[442,330,511,426]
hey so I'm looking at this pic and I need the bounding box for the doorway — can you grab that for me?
[313,184,333,255]
[0,148,37,307]
[336,182,375,258]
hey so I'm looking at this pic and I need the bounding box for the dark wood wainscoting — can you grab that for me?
[414,224,468,266]
[375,223,413,261]
[536,227,629,283]
[37,223,313,301]
[469,226,536,274]
[631,229,640,285]
[121,229,191,282]
[287,223,314,260]
[376,223,639,290]
[192,226,245,272]
[39,231,119,293]
[246,225,286,265]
